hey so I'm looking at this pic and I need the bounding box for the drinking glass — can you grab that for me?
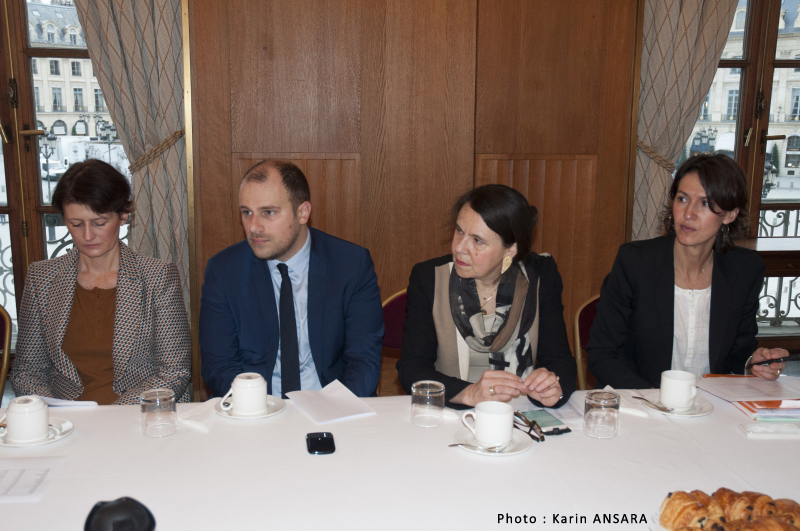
[410,380,445,428]
[141,388,177,437]
[583,390,620,439]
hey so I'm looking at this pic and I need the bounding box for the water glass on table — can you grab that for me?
[410,380,445,427]
[141,388,177,437]
[583,390,620,439]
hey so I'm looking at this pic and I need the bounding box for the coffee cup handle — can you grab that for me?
[219,389,234,411]
[462,411,477,437]
[689,386,697,400]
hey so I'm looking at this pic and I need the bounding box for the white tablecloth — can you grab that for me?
[1,390,798,531]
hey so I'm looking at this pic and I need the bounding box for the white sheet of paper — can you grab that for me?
[0,456,67,503]
[40,397,98,407]
[697,376,800,401]
[286,380,376,424]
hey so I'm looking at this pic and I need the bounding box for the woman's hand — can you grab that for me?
[523,368,562,407]
[750,347,788,381]
[451,370,530,407]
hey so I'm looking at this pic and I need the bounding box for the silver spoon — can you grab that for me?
[448,443,505,452]
[632,396,673,412]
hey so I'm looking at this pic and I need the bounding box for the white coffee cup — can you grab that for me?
[660,370,697,412]
[0,395,50,444]
[219,373,269,416]
[461,401,514,448]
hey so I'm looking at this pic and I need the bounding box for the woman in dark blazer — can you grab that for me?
[397,185,576,408]
[587,154,786,389]
[12,160,191,404]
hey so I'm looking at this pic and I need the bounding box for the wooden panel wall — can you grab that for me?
[475,1,639,354]
[361,0,477,296]
[190,0,641,389]
[229,0,361,153]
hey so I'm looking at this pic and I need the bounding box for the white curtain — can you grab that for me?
[632,0,738,240]
[75,0,188,309]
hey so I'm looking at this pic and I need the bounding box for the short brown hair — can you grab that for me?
[241,159,311,211]
[52,159,132,216]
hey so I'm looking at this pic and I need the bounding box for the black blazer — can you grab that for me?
[396,253,577,409]
[587,235,765,389]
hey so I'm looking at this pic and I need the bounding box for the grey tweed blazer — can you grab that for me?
[11,242,191,404]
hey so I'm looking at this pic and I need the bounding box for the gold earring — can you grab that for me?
[501,255,512,274]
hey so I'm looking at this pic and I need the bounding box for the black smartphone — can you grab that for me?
[306,432,335,454]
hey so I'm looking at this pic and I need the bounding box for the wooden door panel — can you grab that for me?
[229,0,361,153]
[476,154,598,353]
[361,0,477,298]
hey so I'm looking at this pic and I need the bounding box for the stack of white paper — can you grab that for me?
[286,380,376,424]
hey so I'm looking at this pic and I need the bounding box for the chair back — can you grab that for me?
[0,304,12,400]
[382,289,407,350]
[573,295,600,391]
[377,289,407,397]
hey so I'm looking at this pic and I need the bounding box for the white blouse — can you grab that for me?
[672,285,712,379]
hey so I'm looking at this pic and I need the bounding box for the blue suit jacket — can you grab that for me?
[199,228,384,397]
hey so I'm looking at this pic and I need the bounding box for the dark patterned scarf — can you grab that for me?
[448,261,538,376]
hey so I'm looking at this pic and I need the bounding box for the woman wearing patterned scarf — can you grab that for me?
[397,185,577,409]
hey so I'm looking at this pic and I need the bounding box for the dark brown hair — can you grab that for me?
[241,159,311,211]
[451,184,538,263]
[52,159,132,216]
[662,154,749,254]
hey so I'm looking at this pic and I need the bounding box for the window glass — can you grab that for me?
[33,58,127,205]
[0,143,17,347]
[27,1,87,50]
[763,69,800,204]
[727,6,746,58]
[676,69,738,169]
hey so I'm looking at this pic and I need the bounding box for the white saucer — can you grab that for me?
[453,427,533,456]
[0,417,74,447]
[214,396,286,420]
[640,391,713,418]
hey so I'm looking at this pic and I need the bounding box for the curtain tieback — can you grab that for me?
[637,139,676,173]
[129,128,185,174]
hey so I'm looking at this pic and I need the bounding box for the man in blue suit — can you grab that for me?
[200,160,384,398]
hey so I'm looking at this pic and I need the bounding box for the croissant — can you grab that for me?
[744,492,779,518]
[775,499,800,526]
[661,491,710,530]
[691,490,726,522]
[714,488,748,520]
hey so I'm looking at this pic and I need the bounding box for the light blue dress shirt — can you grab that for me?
[267,230,321,397]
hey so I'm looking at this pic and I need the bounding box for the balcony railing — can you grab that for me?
[759,210,800,237]
[52,104,66,112]
[758,276,800,329]
[35,104,45,112]
[74,105,87,112]
[95,105,107,112]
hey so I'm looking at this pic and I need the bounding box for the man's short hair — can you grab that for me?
[241,159,311,211]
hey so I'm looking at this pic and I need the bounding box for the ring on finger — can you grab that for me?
[777,369,782,376]
[489,386,496,396]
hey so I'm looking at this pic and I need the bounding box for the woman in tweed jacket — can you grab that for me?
[11,160,191,404]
